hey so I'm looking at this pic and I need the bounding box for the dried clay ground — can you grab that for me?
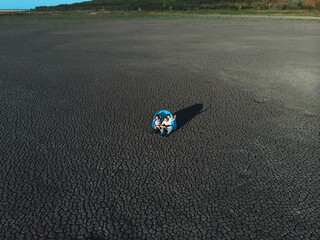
[1,16,319,239]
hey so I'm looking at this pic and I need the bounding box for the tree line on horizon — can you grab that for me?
[33,0,320,11]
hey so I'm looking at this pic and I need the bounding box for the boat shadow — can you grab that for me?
[174,103,204,131]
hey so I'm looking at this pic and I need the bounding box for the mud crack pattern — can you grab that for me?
[0,18,319,239]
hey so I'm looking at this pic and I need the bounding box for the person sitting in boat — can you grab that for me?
[160,115,176,138]
[151,115,161,134]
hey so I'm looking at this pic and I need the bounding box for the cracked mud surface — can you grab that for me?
[1,18,319,239]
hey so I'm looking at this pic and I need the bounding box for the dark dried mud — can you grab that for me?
[0,18,319,239]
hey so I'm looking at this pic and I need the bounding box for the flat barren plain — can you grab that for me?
[1,16,319,239]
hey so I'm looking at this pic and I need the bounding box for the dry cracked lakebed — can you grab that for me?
[0,17,319,239]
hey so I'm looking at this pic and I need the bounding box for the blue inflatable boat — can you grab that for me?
[152,110,177,131]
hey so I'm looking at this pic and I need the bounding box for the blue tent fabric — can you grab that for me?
[152,110,177,131]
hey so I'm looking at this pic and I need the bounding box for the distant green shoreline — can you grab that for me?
[1,10,320,22]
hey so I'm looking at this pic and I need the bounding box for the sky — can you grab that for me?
[0,0,85,10]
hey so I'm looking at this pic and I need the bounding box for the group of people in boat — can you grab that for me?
[150,114,177,138]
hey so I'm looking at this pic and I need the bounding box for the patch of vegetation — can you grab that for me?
[32,0,320,12]
[1,10,319,25]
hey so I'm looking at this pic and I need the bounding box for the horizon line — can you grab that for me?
[0,9,28,10]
